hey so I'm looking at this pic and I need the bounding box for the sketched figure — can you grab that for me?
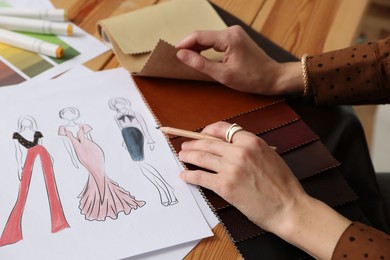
[0,116,69,247]
[58,107,145,221]
[109,98,178,206]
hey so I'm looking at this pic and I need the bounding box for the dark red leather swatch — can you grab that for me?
[282,140,340,180]
[259,119,319,154]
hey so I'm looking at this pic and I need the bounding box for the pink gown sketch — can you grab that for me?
[58,123,146,221]
[0,128,69,247]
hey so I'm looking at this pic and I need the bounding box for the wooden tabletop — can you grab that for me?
[50,0,369,259]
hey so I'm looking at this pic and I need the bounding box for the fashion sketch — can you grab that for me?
[0,116,69,247]
[58,107,145,221]
[108,98,178,206]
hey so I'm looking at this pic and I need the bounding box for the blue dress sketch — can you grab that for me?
[58,107,145,221]
[109,98,178,206]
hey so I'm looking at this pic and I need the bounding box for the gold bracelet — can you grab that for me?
[301,53,309,96]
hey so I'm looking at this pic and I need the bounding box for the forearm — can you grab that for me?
[273,195,351,259]
[307,36,390,105]
[270,37,390,105]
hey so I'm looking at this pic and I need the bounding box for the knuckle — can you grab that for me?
[251,137,267,152]
[227,25,244,44]
[204,121,226,136]
[190,151,207,165]
[235,147,251,161]
[189,170,201,183]
[229,25,243,36]
[218,178,236,197]
[197,151,208,163]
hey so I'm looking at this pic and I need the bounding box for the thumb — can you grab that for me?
[177,49,221,77]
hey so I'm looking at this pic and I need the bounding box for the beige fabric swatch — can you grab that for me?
[98,0,227,80]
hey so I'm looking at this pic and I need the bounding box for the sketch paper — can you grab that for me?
[0,0,109,86]
[67,68,220,260]
[0,67,212,259]
[127,185,219,260]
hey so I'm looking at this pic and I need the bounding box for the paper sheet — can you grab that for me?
[0,67,212,259]
[0,0,109,86]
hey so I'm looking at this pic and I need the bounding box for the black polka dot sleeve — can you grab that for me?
[307,36,390,105]
[332,222,390,259]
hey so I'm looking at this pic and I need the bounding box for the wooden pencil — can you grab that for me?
[157,126,221,141]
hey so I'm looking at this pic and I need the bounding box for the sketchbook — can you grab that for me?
[97,0,227,81]
[0,66,212,260]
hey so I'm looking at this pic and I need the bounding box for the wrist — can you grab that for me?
[273,195,351,259]
[274,61,305,95]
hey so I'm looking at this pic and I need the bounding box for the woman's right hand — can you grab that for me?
[178,121,351,259]
[176,25,303,95]
[178,121,306,231]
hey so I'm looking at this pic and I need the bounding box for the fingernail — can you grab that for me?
[181,141,189,149]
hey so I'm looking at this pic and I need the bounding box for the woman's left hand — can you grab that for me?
[178,121,307,233]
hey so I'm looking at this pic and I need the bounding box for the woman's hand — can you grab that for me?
[178,121,351,259]
[176,25,303,95]
[178,121,306,232]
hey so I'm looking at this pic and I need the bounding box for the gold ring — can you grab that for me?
[225,123,243,143]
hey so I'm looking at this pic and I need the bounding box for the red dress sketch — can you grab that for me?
[58,107,145,221]
[0,116,69,247]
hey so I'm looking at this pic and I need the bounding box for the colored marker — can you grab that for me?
[0,8,67,21]
[0,28,64,58]
[0,16,72,36]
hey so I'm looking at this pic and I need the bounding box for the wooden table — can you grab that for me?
[50,0,369,259]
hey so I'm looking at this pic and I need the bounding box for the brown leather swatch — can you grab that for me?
[133,76,283,130]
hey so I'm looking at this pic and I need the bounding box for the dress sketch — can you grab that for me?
[0,116,69,247]
[108,98,178,206]
[58,107,145,221]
